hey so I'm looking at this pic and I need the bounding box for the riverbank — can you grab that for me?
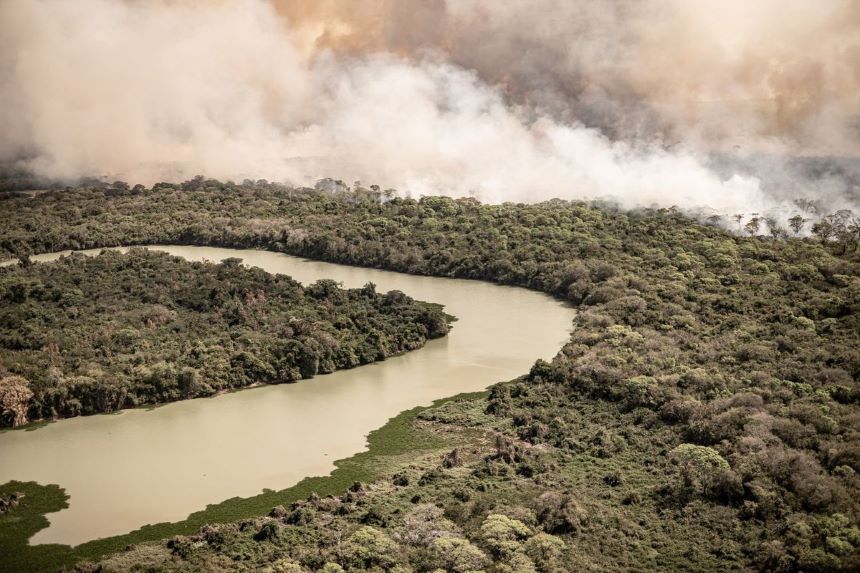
[0,391,484,573]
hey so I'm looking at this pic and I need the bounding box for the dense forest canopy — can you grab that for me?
[1,180,859,571]
[1,178,859,259]
[0,249,449,427]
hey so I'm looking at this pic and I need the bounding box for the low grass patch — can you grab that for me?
[0,481,70,573]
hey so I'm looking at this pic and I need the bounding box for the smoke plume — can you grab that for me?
[1,0,858,216]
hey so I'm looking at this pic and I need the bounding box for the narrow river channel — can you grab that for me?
[0,246,575,546]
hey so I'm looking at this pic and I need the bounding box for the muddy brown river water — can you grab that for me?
[0,246,575,546]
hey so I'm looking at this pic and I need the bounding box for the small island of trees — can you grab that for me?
[0,249,449,427]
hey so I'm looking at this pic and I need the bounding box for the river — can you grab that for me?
[0,246,575,546]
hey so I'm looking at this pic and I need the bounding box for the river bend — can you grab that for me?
[0,246,575,545]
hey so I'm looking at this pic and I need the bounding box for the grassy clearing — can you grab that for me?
[0,481,69,573]
[0,392,483,573]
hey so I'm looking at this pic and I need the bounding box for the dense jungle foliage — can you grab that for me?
[0,249,449,427]
[1,179,859,571]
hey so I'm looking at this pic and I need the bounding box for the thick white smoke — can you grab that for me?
[0,0,857,217]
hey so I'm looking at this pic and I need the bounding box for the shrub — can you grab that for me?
[523,533,566,573]
[431,537,488,573]
[343,526,399,570]
[479,514,532,557]
[0,375,33,427]
[254,519,280,542]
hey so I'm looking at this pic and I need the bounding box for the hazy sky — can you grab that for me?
[1,0,858,214]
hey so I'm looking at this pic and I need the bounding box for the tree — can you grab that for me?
[809,210,860,253]
[271,558,307,573]
[795,198,820,214]
[254,519,280,541]
[343,526,399,570]
[670,443,732,497]
[523,533,566,572]
[833,213,860,253]
[221,257,244,268]
[765,217,785,240]
[480,514,532,558]
[744,216,761,237]
[432,536,489,573]
[0,376,33,427]
[788,215,807,236]
[812,217,836,244]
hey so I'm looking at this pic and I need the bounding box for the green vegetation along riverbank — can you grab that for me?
[0,249,449,427]
[0,393,473,573]
[1,180,859,570]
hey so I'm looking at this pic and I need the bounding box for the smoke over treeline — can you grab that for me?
[1,0,858,216]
